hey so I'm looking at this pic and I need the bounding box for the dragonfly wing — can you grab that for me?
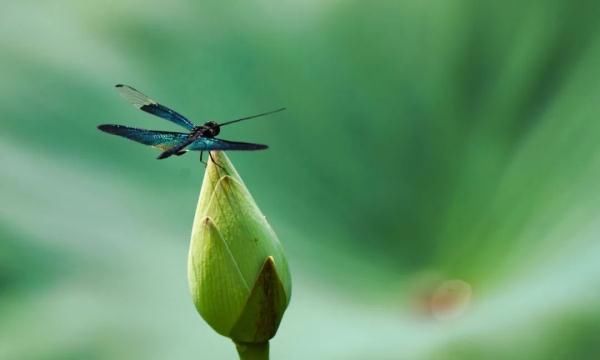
[115,84,195,130]
[157,137,267,160]
[156,137,198,160]
[187,137,269,151]
[98,124,189,151]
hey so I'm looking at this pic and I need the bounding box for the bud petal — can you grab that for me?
[230,256,288,343]
[188,216,250,336]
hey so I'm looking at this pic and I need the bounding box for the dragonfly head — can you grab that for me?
[200,121,220,137]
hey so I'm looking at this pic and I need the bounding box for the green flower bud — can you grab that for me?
[188,151,292,353]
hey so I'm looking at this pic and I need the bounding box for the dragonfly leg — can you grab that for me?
[209,152,225,170]
[199,151,208,166]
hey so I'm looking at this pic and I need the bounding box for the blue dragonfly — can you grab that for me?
[98,84,284,163]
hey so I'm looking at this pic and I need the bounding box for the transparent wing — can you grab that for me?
[115,84,195,130]
[97,124,189,151]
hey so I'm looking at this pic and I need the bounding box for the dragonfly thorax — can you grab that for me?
[193,121,220,138]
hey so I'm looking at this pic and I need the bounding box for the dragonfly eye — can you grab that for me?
[204,121,220,136]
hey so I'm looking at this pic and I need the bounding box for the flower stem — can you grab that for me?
[235,342,269,360]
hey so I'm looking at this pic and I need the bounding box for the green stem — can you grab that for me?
[235,342,269,360]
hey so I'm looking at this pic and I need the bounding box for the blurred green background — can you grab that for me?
[2,0,600,359]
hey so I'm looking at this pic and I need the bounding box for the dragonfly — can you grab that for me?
[98,84,284,163]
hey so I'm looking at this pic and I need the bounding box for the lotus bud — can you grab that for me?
[188,151,291,359]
